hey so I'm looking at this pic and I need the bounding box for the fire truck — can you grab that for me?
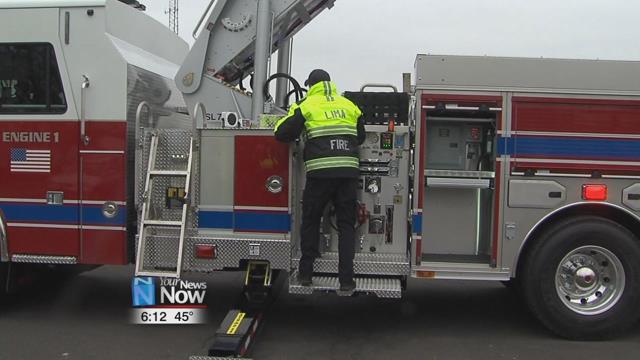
[2,0,640,342]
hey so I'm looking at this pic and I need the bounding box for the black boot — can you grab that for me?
[297,271,312,286]
[337,280,356,296]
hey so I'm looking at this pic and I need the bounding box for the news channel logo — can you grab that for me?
[131,277,208,325]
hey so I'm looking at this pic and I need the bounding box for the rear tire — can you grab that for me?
[520,216,640,339]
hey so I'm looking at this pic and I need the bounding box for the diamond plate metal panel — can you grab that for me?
[291,252,410,276]
[289,271,402,299]
[11,255,77,265]
[148,176,187,222]
[138,226,181,273]
[137,129,193,207]
[128,65,193,262]
[189,357,252,360]
[154,130,192,171]
[183,234,290,271]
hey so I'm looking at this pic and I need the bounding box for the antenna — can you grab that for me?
[167,0,179,35]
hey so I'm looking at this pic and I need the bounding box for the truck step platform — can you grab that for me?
[288,271,402,299]
[291,252,410,276]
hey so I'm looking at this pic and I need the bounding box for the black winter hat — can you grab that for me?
[304,69,331,87]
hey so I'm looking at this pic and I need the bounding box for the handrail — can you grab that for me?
[135,101,151,148]
[360,83,398,92]
[193,102,207,135]
[80,75,91,145]
[193,102,207,123]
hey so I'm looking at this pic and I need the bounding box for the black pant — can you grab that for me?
[299,177,357,284]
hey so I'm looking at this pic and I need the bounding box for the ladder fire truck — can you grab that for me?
[2,0,640,344]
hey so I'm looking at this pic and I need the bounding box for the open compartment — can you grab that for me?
[419,95,501,264]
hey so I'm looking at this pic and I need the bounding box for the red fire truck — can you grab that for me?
[1,0,640,341]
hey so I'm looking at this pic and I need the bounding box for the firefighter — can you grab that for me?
[274,69,365,293]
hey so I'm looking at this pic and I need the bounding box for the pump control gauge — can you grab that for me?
[368,182,379,193]
[365,177,381,194]
[368,216,385,234]
[366,133,380,147]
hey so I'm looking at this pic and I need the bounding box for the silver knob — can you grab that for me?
[266,175,284,194]
[102,201,119,218]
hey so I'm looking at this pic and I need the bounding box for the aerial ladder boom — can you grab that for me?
[176,0,337,122]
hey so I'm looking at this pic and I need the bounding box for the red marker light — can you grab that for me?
[582,184,607,201]
[357,203,368,225]
[388,118,395,132]
[195,244,217,259]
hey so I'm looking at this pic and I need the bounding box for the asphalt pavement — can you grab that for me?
[0,265,638,360]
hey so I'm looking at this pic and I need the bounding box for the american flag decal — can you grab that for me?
[10,148,51,173]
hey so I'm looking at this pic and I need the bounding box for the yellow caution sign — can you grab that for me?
[166,187,186,209]
[226,312,246,335]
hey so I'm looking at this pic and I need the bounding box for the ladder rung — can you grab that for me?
[137,270,180,278]
[149,170,189,176]
[143,220,183,227]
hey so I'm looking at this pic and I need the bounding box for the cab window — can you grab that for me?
[0,43,67,114]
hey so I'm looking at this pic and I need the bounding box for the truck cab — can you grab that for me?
[0,0,189,267]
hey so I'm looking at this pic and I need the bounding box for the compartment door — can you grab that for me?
[234,136,290,233]
[79,137,128,265]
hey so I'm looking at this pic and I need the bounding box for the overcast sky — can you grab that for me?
[145,0,640,91]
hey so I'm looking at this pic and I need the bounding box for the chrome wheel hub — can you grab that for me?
[575,267,597,290]
[555,246,625,315]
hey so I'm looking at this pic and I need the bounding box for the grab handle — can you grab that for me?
[360,83,398,92]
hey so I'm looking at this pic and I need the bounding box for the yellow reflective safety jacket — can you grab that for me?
[275,81,365,178]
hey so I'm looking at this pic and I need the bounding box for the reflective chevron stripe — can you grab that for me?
[305,156,359,171]
[307,125,358,139]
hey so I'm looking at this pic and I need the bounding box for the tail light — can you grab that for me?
[195,244,217,259]
[582,184,607,201]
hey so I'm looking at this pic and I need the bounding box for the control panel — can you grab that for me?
[320,125,410,256]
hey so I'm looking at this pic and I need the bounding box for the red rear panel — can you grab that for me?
[234,135,290,233]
